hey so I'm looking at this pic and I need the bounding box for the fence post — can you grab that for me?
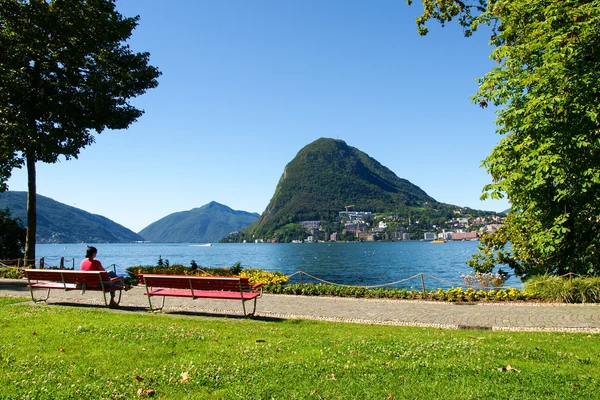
[17,258,21,268]
[39,258,44,269]
[569,272,573,288]
[420,273,426,298]
[60,257,65,269]
[300,271,304,286]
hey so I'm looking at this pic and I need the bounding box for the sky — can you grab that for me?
[6,0,510,233]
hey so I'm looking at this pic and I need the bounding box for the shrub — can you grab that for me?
[524,275,600,303]
[0,267,23,279]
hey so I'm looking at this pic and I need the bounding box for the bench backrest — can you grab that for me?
[23,269,109,285]
[139,274,251,292]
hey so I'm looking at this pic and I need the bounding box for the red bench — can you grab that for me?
[139,274,263,315]
[23,269,126,307]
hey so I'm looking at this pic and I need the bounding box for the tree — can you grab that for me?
[0,209,26,260]
[409,0,600,278]
[0,0,160,264]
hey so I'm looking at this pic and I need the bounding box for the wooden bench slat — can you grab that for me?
[23,269,124,306]
[24,270,111,286]
[146,288,261,300]
[29,282,124,292]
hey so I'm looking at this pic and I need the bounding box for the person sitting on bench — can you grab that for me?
[80,246,129,307]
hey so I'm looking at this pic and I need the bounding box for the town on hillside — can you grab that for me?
[233,207,504,244]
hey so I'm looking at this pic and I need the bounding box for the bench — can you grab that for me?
[139,274,263,315]
[23,269,126,306]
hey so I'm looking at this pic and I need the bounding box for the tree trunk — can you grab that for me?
[25,152,36,266]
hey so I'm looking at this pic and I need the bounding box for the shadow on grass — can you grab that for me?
[32,301,288,322]
[0,280,30,292]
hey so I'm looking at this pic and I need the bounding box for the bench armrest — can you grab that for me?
[252,283,263,289]
[108,276,124,283]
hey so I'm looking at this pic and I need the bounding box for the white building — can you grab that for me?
[439,230,453,240]
[424,232,436,241]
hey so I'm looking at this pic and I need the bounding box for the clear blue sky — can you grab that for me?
[7,0,509,233]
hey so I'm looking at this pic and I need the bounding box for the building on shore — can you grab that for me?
[424,232,436,241]
[452,231,478,241]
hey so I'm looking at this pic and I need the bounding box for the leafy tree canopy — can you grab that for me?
[0,0,160,261]
[410,0,600,278]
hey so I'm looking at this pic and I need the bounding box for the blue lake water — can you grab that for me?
[35,241,521,289]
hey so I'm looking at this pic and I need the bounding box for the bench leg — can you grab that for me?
[241,297,258,316]
[101,291,109,306]
[29,287,50,304]
[101,290,123,307]
[147,296,166,312]
[251,297,257,315]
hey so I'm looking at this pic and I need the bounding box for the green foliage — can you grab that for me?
[1,301,599,399]
[524,275,600,303]
[0,0,161,177]
[411,0,600,277]
[0,267,23,279]
[0,0,160,259]
[0,208,25,259]
[272,223,309,243]
[230,261,243,275]
[0,191,144,243]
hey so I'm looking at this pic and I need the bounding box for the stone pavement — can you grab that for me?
[1,279,599,333]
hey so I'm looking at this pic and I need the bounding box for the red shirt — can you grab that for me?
[80,258,105,271]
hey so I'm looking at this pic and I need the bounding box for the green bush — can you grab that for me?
[524,275,600,303]
[0,267,22,279]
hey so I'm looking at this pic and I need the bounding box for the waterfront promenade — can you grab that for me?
[1,279,599,333]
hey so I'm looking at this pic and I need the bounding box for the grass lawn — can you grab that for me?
[0,297,599,399]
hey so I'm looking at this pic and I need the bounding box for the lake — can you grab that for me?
[35,241,522,289]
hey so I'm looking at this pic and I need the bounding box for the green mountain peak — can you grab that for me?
[246,137,437,237]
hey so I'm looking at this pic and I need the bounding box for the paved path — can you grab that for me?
[2,279,599,333]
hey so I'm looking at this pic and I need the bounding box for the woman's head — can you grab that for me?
[85,246,98,259]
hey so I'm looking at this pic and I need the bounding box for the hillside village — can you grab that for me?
[240,207,504,244]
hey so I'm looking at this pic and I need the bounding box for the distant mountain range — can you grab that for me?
[138,202,260,243]
[0,191,144,243]
[1,138,501,244]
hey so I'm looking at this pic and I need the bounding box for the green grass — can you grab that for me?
[0,297,599,399]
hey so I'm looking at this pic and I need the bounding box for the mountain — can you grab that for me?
[0,191,144,243]
[245,138,443,237]
[138,201,260,243]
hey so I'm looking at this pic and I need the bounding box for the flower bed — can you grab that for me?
[263,283,533,302]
